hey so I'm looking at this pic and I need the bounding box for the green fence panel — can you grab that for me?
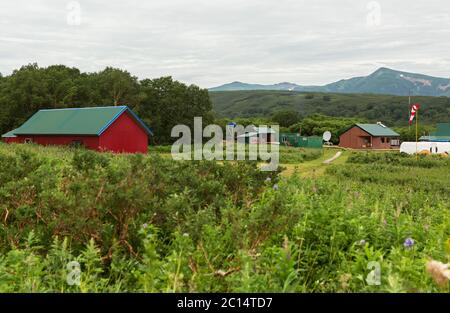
[280,133,323,148]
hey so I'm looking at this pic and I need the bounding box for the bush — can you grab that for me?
[0,144,448,292]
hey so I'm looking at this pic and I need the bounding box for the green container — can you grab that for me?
[305,136,323,149]
[280,133,323,148]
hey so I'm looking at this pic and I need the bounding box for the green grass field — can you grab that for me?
[0,143,448,292]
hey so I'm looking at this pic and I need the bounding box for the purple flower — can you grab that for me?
[403,237,415,248]
[273,184,279,191]
[142,223,148,229]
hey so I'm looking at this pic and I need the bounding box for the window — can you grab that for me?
[24,138,32,144]
[390,139,400,146]
[381,137,385,143]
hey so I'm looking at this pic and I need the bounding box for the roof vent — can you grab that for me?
[377,122,387,128]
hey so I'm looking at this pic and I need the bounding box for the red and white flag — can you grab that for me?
[409,103,420,125]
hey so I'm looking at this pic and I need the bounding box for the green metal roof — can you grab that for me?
[1,129,18,138]
[435,123,450,136]
[356,123,400,137]
[11,106,152,136]
[419,135,450,142]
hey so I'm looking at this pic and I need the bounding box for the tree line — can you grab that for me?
[0,64,213,144]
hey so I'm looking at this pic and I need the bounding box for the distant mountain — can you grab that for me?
[209,81,302,91]
[210,68,450,97]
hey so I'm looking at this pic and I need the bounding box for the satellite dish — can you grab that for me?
[323,131,331,142]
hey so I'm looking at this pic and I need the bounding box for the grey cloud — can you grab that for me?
[0,0,449,87]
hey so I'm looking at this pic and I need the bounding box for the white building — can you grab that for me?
[400,141,450,155]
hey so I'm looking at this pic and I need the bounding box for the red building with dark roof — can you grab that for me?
[1,106,152,153]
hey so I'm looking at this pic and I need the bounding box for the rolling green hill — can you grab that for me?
[210,90,450,126]
[210,67,450,97]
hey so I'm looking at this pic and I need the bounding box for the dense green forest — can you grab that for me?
[210,90,450,126]
[0,64,213,144]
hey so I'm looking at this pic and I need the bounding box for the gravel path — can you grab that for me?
[323,151,342,164]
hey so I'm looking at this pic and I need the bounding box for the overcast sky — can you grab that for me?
[1,0,449,87]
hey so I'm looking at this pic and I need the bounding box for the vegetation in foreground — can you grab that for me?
[0,143,448,292]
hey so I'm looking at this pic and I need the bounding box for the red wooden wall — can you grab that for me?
[339,126,372,149]
[8,135,100,149]
[339,126,396,149]
[99,111,148,153]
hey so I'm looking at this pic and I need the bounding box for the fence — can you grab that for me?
[280,133,323,148]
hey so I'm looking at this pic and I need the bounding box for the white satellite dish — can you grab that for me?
[323,131,332,142]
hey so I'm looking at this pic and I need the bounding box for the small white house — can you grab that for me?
[400,141,450,155]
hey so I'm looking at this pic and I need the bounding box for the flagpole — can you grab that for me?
[408,90,411,131]
[415,108,418,159]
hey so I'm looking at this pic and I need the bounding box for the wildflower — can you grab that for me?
[426,260,450,287]
[265,177,271,182]
[183,233,189,237]
[142,223,148,229]
[403,237,415,248]
[359,239,366,246]
[273,184,279,191]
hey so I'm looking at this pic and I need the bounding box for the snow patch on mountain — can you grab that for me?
[399,74,432,86]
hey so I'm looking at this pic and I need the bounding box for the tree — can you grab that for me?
[271,110,301,127]
[42,65,80,107]
[393,125,436,141]
[138,77,213,144]
[0,64,213,142]
[0,64,86,134]
[0,63,51,133]
[95,67,140,106]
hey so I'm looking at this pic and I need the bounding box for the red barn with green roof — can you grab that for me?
[1,106,152,153]
[339,123,400,149]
